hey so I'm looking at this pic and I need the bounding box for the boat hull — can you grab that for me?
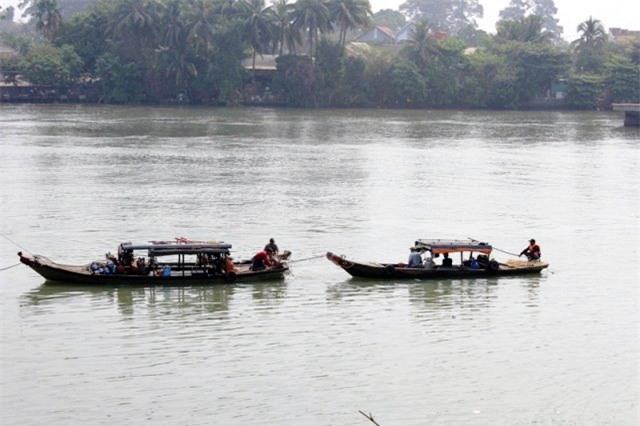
[326,252,549,279]
[19,253,288,286]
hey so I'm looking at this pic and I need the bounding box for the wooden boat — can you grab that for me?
[326,239,549,279]
[18,239,290,286]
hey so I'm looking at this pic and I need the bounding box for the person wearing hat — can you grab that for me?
[520,239,541,260]
[407,246,423,268]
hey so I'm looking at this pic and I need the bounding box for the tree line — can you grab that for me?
[0,0,638,109]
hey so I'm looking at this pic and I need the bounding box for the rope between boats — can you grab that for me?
[1,234,31,252]
[468,237,520,257]
[289,254,326,263]
[492,247,521,257]
[0,263,21,271]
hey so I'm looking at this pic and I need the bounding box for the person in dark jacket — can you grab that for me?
[264,238,279,255]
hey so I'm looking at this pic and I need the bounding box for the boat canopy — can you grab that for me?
[414,239,492,255]
[121,242,232,256]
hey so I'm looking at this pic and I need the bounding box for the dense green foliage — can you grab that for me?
[372,9,405,31]
[498,0,562,41]
[18,43,82,85]
[399,0,483,35]
[1,0,638,109]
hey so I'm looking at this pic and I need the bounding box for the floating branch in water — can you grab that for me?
[359,410,382,426]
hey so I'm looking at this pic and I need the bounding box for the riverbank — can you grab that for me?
[4,83,637,119]
[0,84,101,103]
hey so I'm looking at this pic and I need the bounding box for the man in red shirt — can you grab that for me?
[251,250,273,270]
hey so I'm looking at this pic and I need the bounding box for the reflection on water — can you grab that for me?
[21,280,294,318]
[20,283,116,305]
[249,281,288,304]
[326,277,507,313]
[21,283,237,314]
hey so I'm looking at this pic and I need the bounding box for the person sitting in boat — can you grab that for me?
[196,253,208,266]
[251,249,273,271]
[470,257,480,270]
[407,247,423,268]
[520,239,541,260]
[105,252,118,264]
[136,257,147,275]
[264,238,279,255]
[224,256,236,273]
[441,252,453,267]
[423,255,435,270]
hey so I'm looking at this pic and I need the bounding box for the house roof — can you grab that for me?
[432,31,447,41]
[355,25,396,43]
[396,22,413,36]
[376,26,396,39]
[608,27,640,43]
[0,45,18,58]
[609,27,640,36]
[241,54,278,71]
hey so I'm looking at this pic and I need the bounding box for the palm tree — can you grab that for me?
[572,16,607,72]
[108,0,160,52]
[572,16,607,52]
[160,0,184,48]
[185,0,217,56]
[405,17,440,72]
[28,0,62,41]
[271,0,299,55]
[329,0,372,47]
[156,43,198,94]
[496,15,552,43]
[214,0,239,18]
[291,0,332,60]
[239,0,276,81]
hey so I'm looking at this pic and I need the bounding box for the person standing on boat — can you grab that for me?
[252,249,273,270]
[264,238,279,255]
[407,247,423,268]
[442,252,453,267]
[520,239,541,260]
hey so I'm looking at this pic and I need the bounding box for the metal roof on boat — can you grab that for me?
[415,239,492,255]
[121,241,232,255]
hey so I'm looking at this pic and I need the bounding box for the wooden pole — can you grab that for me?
[358,410,382,426]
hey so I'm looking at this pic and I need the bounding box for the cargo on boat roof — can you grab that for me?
[414,239,492,255]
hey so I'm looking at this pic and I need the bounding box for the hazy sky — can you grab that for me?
[2,0,639,41]
[372,0,640,40]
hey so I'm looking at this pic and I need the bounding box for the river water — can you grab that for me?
[0,104,638,425]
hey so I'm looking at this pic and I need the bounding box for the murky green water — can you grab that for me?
[1,104,638,425]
